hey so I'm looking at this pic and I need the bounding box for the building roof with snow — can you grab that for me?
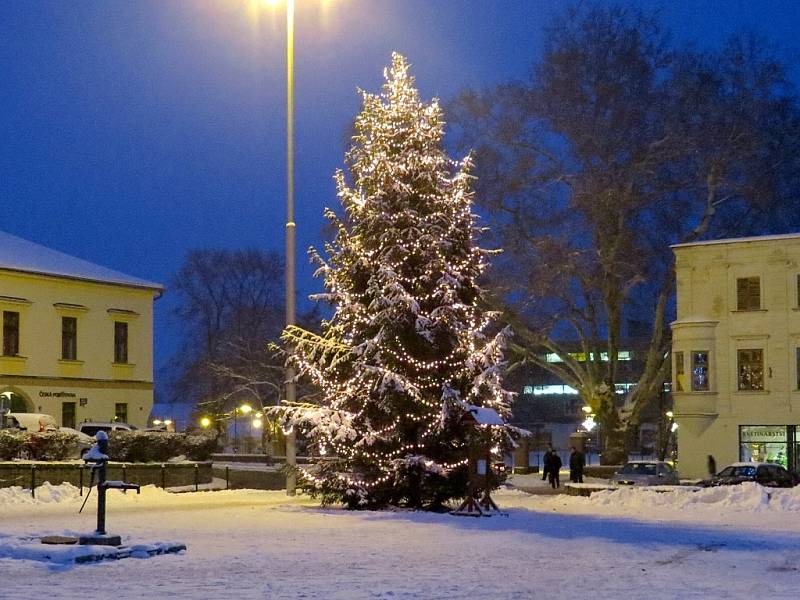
[0,230,163,292]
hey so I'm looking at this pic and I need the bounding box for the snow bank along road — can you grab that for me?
[1,482,800,599]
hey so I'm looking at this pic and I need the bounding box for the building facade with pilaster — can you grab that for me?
[672,233,800,478]
[0,231,162,428]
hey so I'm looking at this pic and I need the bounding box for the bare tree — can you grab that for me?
[168,249,287,437]
[450,5,800,461]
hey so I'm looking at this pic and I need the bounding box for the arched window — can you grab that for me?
[0,391,30,413]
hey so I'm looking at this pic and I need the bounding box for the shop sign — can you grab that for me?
[740,426,787,443]
[38,391,88,406]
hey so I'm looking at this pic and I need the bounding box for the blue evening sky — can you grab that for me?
[2,1,800,409]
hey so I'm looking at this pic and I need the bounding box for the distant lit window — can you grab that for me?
[114,403,128,423]
[523,386,533,395]
[545,350,632,363]
[737,349,764,391]
[736,277,761,311]
[532,385,579,395]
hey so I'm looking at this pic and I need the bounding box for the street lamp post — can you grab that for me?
[283,0,298,497]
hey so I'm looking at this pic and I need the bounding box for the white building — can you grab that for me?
[672,233,800,478]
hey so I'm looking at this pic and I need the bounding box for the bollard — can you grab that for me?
[122,464,127,483]
[226,466,230,490]
[161,464,166,489]
[30,465,36,499]
[194,463,199,492]
[79,464,84,497]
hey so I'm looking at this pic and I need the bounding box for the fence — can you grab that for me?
[0,461,213,497]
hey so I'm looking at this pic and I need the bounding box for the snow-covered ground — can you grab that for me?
[2,479,800,599]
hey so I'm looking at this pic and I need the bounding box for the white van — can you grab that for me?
[78,422,136,437]
[3,412,58,432]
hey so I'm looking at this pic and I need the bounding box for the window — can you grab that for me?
[740,425,788,467]
[114,321,128,364]
[691,351,710,391]
[674,351,685,392]
[114,403,128,423]
[797,274,800,308]
[62,402,76,429]
[796,348,800,390]
[2,311,19,356]
[737,349,764,391]
[736,276,761,310]
[61,317,77,360]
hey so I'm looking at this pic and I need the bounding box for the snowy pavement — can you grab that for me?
[1,481,800,599]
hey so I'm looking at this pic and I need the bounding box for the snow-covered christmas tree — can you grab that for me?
[281,53,513,509]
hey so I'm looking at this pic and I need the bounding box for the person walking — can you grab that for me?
[548,450,562,489]
[707,454,717,477]
[569,446,585,483]
[541,445,553,481]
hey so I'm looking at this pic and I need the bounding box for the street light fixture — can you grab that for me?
[200,416,212,429]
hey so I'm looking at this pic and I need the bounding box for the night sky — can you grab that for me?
[3,1,800,415]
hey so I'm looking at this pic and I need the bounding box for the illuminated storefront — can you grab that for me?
[739,425,800,470]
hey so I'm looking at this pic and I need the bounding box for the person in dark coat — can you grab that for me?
[569,446,585,483]
[707,455,717,477]
[548,450,562,489]
[541,445,553,481]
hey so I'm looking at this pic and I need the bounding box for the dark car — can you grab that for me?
[702,462,795,488]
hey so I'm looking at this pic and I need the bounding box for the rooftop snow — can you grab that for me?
[0,231,162,292]
[671,231,800,249]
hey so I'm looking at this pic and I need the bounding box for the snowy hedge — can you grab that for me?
[0,430,79,461]
[0,430,217,462]
[107,431,217,462]
[0,430,26,460]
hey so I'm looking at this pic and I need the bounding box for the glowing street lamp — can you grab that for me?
[200,416,212,429]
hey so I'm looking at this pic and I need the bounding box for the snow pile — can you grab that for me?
[0,482,82,506]
[585,482,793,513]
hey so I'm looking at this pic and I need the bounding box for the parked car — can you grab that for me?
[700,462,796,488]
[58,427,95,458]
[78,422,137,437]
[610,460,680,486]
[2,412,58,432]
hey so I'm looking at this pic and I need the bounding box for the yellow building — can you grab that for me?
[672,233,800,478]
[0,231,162,428]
